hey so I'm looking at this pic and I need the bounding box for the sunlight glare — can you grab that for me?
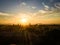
[20,18,28,26]
[21,18,27,23]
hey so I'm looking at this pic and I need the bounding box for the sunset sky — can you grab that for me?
[0,0,60,24]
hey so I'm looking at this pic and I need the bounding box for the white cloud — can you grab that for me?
[19,2,27,10]
[31,6,36,9]
[20,2,27,6]
[0,12,10,16]
[38,10,47,13]
[32,7,60,18]
[42,2,49,10]
[22,2,26,5]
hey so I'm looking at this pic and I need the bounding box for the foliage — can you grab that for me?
[0,24,60,45]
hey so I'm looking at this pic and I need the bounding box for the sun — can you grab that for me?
[20,18,28,25]
[17,13,31,25]
[21,18,27,23]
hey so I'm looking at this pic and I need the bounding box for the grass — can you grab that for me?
[0,24,60,45]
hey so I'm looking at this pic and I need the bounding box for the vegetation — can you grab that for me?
[0,24,60,45]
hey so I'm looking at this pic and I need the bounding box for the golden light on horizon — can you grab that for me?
[16,13,32,25]
[21,18,27,23]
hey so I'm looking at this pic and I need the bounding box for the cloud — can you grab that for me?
[31,6,36,9]
[0,12,15,19]
[0,12,15,21]
[20,2,27,6]
[33,10,49,16]
[21,2,26,5]
[54,2,60,9]
[32,6,60,19]
[19,2,37,10]
[42,2,49,10]
[38,10,47,13]
[0,12,10,16]
[19,2,27,9]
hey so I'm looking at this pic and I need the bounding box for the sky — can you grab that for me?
[0,0,60,24]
